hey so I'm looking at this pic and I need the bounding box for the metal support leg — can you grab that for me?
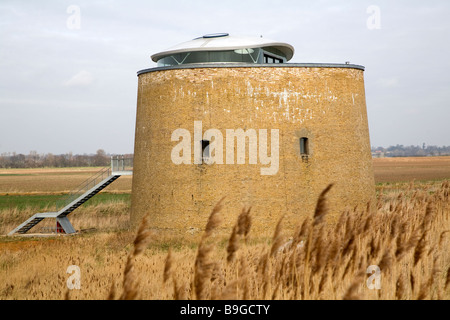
[56,217,76,234]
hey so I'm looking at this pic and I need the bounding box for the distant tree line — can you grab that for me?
[0,149,132,168]
[372,144,450,158]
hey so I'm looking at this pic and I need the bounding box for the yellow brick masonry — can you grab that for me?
[131,66,375,237]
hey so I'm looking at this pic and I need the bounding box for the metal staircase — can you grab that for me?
[8,156,132,236]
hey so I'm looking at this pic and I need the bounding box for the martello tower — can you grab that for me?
[131,33,375,236]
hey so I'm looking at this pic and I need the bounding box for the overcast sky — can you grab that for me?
[1,0,449,155]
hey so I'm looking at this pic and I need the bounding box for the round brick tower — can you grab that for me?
[131,34,375,236]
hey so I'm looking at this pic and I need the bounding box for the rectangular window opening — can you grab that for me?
[264,53,284,64]
[201,140,210,163]
[300,137,309,155]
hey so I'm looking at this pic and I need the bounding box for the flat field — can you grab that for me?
[373,156,450,183]
[0,167,132,194]
[0,158,449,300]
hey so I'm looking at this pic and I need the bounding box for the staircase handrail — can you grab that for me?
[55,166,112,209]
[111,155,134,173]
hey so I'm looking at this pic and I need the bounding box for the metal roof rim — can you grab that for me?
[137,63,366,76]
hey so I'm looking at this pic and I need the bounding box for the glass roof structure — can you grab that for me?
[151,33,295,67]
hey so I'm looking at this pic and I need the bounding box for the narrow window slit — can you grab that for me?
[300,137,309,155]
[201,140,210,163]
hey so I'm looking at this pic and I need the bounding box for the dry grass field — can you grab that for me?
[373,156,450,183]
[0,167,132,194]
[0,157,449,300]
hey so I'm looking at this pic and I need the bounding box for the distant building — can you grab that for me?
[372,151,385,158]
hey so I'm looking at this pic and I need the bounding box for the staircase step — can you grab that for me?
[57,175,122,216]
[17,217,44,233]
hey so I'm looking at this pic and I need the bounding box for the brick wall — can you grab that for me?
[131,66,375,237]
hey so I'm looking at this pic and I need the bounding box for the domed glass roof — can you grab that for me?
[151,33,295,67]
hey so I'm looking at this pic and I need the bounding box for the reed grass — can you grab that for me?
[1,180,449,300]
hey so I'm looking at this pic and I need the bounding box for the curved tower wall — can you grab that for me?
[131,64,375,236]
